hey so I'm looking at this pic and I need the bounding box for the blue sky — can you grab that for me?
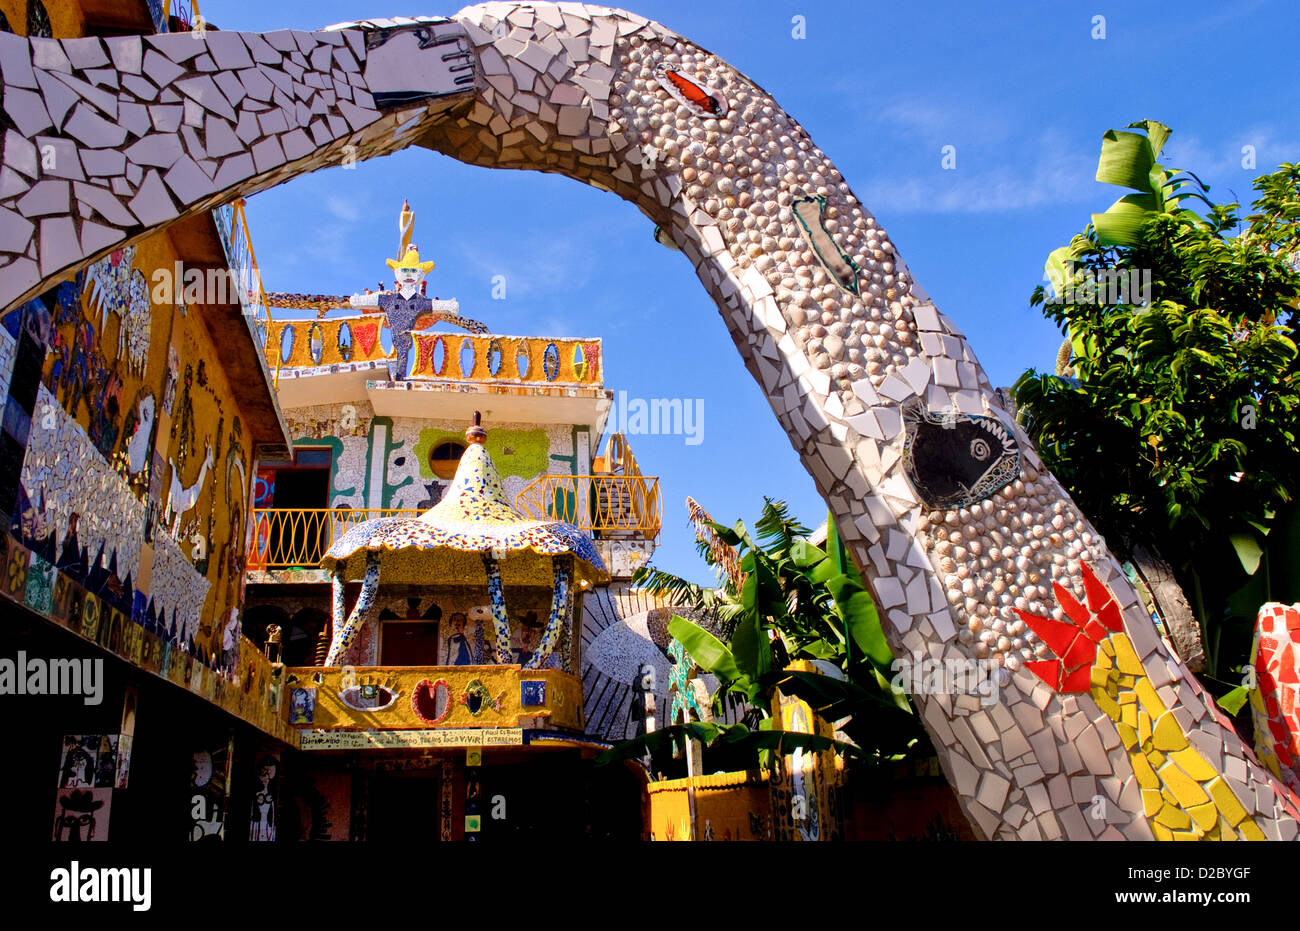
[205,0,1299,584]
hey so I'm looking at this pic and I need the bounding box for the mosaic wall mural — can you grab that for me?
[284,403,581,510]
[51,688,137,842]
[0,217,288,744]
[2,3,1296,839]
[1250,603,1300,795]
[190,735,232,841]
[9,227,256,660]
[580,587,746,743]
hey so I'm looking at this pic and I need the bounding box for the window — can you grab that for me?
[293,448,334,468]
[428,441,466,480]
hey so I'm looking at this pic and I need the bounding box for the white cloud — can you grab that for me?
[325,194,362,222]
[1160,125,1298,192]
[859,129,1098,214]
[856,121,1299,216]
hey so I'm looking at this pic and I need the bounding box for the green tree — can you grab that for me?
[1014,122,1300,693]
[598,499,925,767]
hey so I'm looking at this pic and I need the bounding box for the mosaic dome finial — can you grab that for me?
[466,411,487,445]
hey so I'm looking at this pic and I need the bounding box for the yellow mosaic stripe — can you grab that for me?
[1092,634,1264,841]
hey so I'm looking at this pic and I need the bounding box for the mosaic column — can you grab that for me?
[324,553,378,666]
[481,552,515,664]
[526,557,569,670]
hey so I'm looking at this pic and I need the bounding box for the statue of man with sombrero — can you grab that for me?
[349,201,488,379]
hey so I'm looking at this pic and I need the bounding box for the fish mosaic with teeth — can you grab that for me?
[900,399,1021,510]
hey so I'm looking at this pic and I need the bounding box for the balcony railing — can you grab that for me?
[516,474,661,543]
[213,198,274,355]
[266,316,392,369]
[263,326,604,388]
[247,508,421,571]
[248,474,659,573]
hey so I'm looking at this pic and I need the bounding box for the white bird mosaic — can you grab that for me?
[83,246,151,377]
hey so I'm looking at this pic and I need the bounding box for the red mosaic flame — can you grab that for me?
[1015,563,1122,694]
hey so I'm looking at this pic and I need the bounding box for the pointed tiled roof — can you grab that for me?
[321,427,607,586]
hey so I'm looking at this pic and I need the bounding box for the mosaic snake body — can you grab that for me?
[1,3,1297,839]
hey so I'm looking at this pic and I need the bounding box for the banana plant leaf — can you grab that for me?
[1129,120,1171,159]
[1044,242,1084,296]
[1228,531,1264,576]
[1096,129,1156,191]
[1215,685,1250,717]
[815,514,894,668]
[791,536,830,571]
[1092,193,1163,246]
[728,607,771,686]
[774,669,914,722]
[824,573,892,667]
[666,614,759,701]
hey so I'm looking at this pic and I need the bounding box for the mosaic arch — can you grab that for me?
[1,3,1296,841]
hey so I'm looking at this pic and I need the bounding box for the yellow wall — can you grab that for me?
[647,771,772,841]
[39,229,257,663]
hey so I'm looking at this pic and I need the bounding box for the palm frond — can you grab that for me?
[629,565,714,608]
[755,497,811,551]
[686,496,745,590]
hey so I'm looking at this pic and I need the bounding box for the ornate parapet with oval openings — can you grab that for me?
[410,333,602,386]
[265,323,603,387]
[268,316,390,369]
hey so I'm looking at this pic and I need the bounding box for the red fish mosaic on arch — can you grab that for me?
[654,64,727,118]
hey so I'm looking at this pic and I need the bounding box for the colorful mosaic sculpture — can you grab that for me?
[667,638,703,726]
[482,552,515,664]
[531,561,570,671]
[1250,603,1300,794]
[3,3,1296,840]
[321,414,605,665]
[1015,563,1283,840]
[348,203,489,378]
[900,398,1020,510]
[83,247,150,377]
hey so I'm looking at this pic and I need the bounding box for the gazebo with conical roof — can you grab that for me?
[320,413,609,669]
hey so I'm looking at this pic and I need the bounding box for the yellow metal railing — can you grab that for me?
[266,315,391,369]
[247,508,421,570]
[170,0,202,30]
[516,474,661,542]
[214,198,278,381]
[594,432,642,477]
